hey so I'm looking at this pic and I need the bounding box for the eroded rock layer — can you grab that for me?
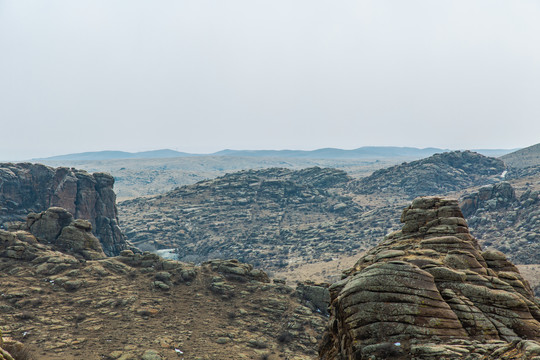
[320,197,540,360]
[0,163,127,255]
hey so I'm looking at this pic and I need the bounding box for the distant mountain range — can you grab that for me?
[34,149,196,161]
[33,146,519,161]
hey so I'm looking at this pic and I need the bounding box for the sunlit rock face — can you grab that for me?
[320,197,540,360]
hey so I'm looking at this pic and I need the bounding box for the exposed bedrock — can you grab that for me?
[0,163,127,255]
[320,197,540,360]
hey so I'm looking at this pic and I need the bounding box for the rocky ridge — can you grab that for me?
[320,197,540,359]
[0,163,128,256]
[117,152,516,273]
[349,151,506,198]
[119,167,393,269]
[0,207,326,360]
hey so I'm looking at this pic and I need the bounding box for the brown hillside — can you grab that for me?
[0,209,325,360]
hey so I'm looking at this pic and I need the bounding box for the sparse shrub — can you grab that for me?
[16,312,34,320]
[277,331,293,344]
[226,311,237,320]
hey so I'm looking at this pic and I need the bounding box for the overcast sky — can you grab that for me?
[1,1,539,160]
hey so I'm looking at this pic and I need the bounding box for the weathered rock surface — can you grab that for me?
[460,182,540,265]
[0,336,25,360]
[1,208,105,261]
[320,197,540,359]
[0,163,127,255]
[349,151,506,198]
[296,282,331,316]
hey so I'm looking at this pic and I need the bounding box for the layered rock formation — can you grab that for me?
[349,151,506,197]
[0,163,127,255]
[320,197,540,359]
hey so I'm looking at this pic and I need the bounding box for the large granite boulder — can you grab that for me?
[26,207,105,260]
[0,163,127,255]
[320,197,540,359]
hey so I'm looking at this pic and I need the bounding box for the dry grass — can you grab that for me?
[274,251,365,285]
[517,264,540,289]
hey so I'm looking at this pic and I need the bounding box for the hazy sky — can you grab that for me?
[1,1,539,160]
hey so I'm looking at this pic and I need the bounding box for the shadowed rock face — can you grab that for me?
[320,197,540,360]
[0,163,127,255]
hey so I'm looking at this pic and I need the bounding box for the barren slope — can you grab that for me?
[0,226,325,360]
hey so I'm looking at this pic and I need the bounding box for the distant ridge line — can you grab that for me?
[33,147,519,161]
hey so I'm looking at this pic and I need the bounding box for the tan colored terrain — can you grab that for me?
[1,256,323,360]
[38,156,403,200]
[273,252,363,285]
[0,215,326,360]
[517,264,540,290]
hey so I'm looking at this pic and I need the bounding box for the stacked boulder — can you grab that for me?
[320,197,540,359]
[0,163,127,255]
[1,207,105,261]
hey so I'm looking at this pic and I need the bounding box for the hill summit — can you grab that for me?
[320,196,540,359]
[349,151,506,197]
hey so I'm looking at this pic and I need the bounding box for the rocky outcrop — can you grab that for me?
[461,182,516,217]
[0,336,17,360]
[349,151,506,198]
[0,163,127,255]
[119,167,378,270]
[460,182,540,265]
[320,197,540,359]
[296,282,331,315]
[2,207,105,260]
